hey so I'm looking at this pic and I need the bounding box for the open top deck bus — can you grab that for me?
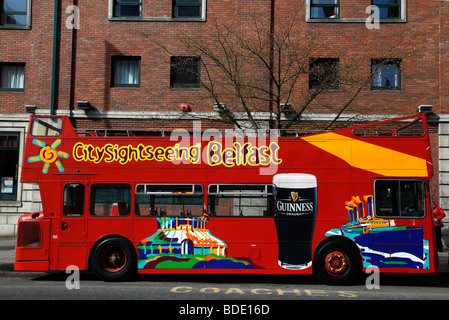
[15,113,438,284]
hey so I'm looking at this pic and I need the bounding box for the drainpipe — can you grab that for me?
[269,0,274,115]
[50,0,59,115]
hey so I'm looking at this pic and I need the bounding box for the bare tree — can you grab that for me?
[149,6,419,132]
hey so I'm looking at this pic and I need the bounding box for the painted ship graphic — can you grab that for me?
[326,195,429,269]
[137,214,260,269]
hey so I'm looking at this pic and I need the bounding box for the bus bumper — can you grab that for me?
[15,260,49,271]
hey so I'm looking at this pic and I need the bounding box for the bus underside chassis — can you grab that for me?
[314,239,362,285]
[90,237,137,282]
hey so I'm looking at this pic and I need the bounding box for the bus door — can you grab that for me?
[56,180,88,270]
[372,179,428,269]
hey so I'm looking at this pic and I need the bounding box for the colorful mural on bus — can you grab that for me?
[137,214,261,269]
[325,195,429,269]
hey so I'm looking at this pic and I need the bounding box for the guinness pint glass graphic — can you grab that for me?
[273,173,317,270]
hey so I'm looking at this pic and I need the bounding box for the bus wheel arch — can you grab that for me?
[313,236,363,285]
[89,235,137,282]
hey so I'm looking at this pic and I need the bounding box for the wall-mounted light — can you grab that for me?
[77,101,92,111]
[180,103,191,112]
[281,103,297,120]
[281,103,293,112]
[418,105,433,113]
[213,103,226,112]
[25,105,37,114]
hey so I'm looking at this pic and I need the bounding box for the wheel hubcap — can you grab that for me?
[101,246,127,272]
[324,251,348,275]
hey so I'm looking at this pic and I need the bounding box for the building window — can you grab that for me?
[170,56,201,88]
[173,0,202,18]
[0,132,19,201]
[111,56,141,87]
[0,0,28,26]
[310,0,339,19]
[372,0,401,19]
[372,59,401,90]
[113,0,141,17]
[309,58,339,90]
[0,63,25,91]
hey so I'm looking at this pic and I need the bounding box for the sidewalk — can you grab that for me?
[1,237,449,273]
[0,237,16,271]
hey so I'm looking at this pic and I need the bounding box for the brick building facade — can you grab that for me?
[0,0,448,241]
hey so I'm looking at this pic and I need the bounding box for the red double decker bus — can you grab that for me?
[15,113,438,284]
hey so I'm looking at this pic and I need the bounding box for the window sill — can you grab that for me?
[109,16,206,22]
[0,201,20,207]
[371,87,401,91]
[111,85,141,88]
[0,25,30,29]
[170,85,201,89]
[0,89,25,92]
[306,18,406,23]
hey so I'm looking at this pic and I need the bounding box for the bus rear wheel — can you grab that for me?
[91,237,136,282]
[315,240,361,285]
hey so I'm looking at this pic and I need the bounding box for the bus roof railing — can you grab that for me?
[74,128,326,137]
[34,113,426,138]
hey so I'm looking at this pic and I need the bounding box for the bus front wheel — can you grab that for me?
[315,240,361,285]
[91,237,136,282]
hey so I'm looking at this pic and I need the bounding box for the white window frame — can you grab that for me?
[0,0,32,29]
[109,0,206,22]
[0,62,26,91]
[0,124,26,207]
[306,0,406,23]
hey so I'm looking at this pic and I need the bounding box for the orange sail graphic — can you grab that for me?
[302,132,428,177]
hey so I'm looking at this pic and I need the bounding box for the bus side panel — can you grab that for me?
[88,217,133,250]
[57,244,88,270]
[208,217,279,271]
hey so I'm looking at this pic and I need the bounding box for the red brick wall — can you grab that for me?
[66,0,440,115]
[439,1,449,114]
[0,1,54,113]
[303,0,439,116]
[0,0,445,118]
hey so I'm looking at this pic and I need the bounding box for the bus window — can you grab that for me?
[135,184,203,217]
[90,183,131,216]
[63,183,85,216]
[30,117,63,136]
[352,117,424,137]
[208,184,275,217]
[374,179,425,218]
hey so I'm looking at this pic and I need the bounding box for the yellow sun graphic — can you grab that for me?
[27,139,69,174]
